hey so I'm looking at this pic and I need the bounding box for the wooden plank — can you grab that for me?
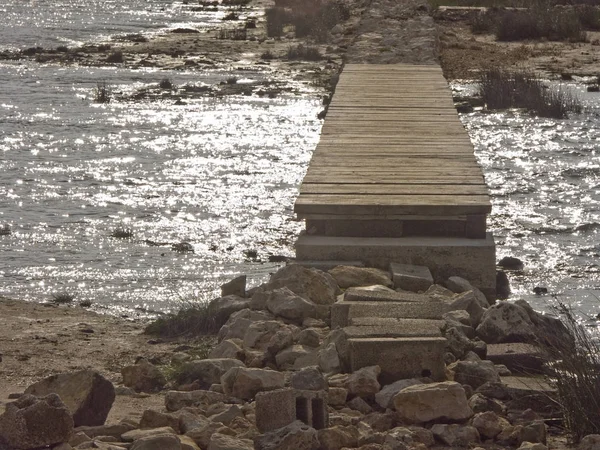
[302,175,486,185]
[300,183,489,195]
[295,195,492,215]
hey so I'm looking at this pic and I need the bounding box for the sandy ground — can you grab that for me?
[0,296,200,422]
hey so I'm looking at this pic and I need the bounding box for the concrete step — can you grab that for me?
[348,337,447,383]
[343,318,444,339]
[331,300,448,328]
[344,287,430,303]
[295,233,496,300]
[487,343,546,374]
[291,260,365,271]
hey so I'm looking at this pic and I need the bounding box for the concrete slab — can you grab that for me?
[290,260,365,271]
[331,300,448,328]
[390,262,434,292]
[295,233,496,300]
[487,343,546,374]
[343,319,444,338]
[344,287,430,303]
[348,337,447,383]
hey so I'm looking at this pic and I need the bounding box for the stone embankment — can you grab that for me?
[0,262,596,450]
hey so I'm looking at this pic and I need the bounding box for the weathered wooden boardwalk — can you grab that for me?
[294,64,496,298]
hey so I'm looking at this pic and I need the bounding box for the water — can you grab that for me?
[1,0,599,319]
[456,82,600,319]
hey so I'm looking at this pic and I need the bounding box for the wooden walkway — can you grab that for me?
[295,64,491,239]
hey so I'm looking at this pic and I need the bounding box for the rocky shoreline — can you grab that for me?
[0,262,596,450]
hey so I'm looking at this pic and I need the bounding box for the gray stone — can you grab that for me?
[24,369,115,426]
[328,266,393,289]
[444,326,475,359]
[578,434,600,450]
[73,424,135,440]
[243,321,287,351]
[139,410,180,432]
[317,425,359,450]
[275,345,314,370]
[518,443,548,450]
[344,288,426,303]
[390,263,433,292]
[445,290,485,327]
[347,397,373,414]
[486,343,546,374]
[122,427,177,441]
[468,393,505,415]
[164,390,229,412]
[209,340,245,361]
[449,359,500,390]
[217,309,273,342]
[121,360,167,393]
[266,264,340,306]
[393,381,473,423]
[291,367,327,391]
[221,276,246,297]
[425,284,455,300]
[185,423,236,449]
[265,287,317,322]
[207,433,253,450]
[318,343,342,375]
[344,365,381,397]
[210,295,250,322]
[266,327,295,356]
[430,424,480,446]
[445,276,473,293]
[342,319,443,339]
[476,302,536,344]
[254,420,319,450]
[472,411,510,439]
[210,405,244,426]
[175,358,246,388]
[130,435,182,450]
[221,367,285,400]
[375,379,423,409]
[296,328,321,348]
[0,393,74,450]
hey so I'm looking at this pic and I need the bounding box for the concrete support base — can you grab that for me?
[296,233,496,300]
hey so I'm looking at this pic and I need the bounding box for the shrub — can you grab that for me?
[537,302,600,443]
[286,44,322,60]
[111,227,133,238]
[265,7,288,37]
[106,50,124,63]
[159,78,174,89]
[217,28,247,40]
[93,82,111,103]
[144,302,227,337]
[52,292,74,304]
[479,69,582,118]
[260,50,275,60]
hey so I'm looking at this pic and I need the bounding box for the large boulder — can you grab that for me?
[122,359,167,393]
[208,433,253,450]
[209,295,251,322]
[472,411,511,439]
[243,321,288,351]
[375,379,423,409]
[175,358,246,388]
[448,359,501,389]
[291,367,328,391]
[24,369,115,426]
[217,309,274,342]
[221,367,285,400]
[265,287,317,322]
[344,365,381,398]
[209,339,245,361]
[254,420,319,450]
[578,434,600,450]
[318,425,359,450]
[393,381,473,423]
[0,394,74,450]
[476,302,536,344]
[328,266,393,289]
[266,265,340,305]
[430,424,480,446]
[275,345,315,370]
[444,291,485,327]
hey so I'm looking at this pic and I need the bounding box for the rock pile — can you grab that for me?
[0,263,591,450]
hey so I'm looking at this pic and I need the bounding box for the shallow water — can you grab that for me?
[456,82,600,318]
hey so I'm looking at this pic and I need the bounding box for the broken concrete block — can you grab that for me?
[390,263,434,292]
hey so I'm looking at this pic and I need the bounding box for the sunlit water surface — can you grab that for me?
[456,82,600,320]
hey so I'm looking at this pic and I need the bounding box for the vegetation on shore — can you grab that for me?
[538,302,600,443]
[144,302,224,337]
[479,69,582,118]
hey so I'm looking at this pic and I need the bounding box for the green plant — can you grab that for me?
[110,227,133,238]
[537,301,600,443]
[286,44,322,60]
[159,78,174,90]
[106,50,124,63]
[93,82,111,103]
[52,292,74,304]
[478,69,582,118]
[144,302,227,337]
